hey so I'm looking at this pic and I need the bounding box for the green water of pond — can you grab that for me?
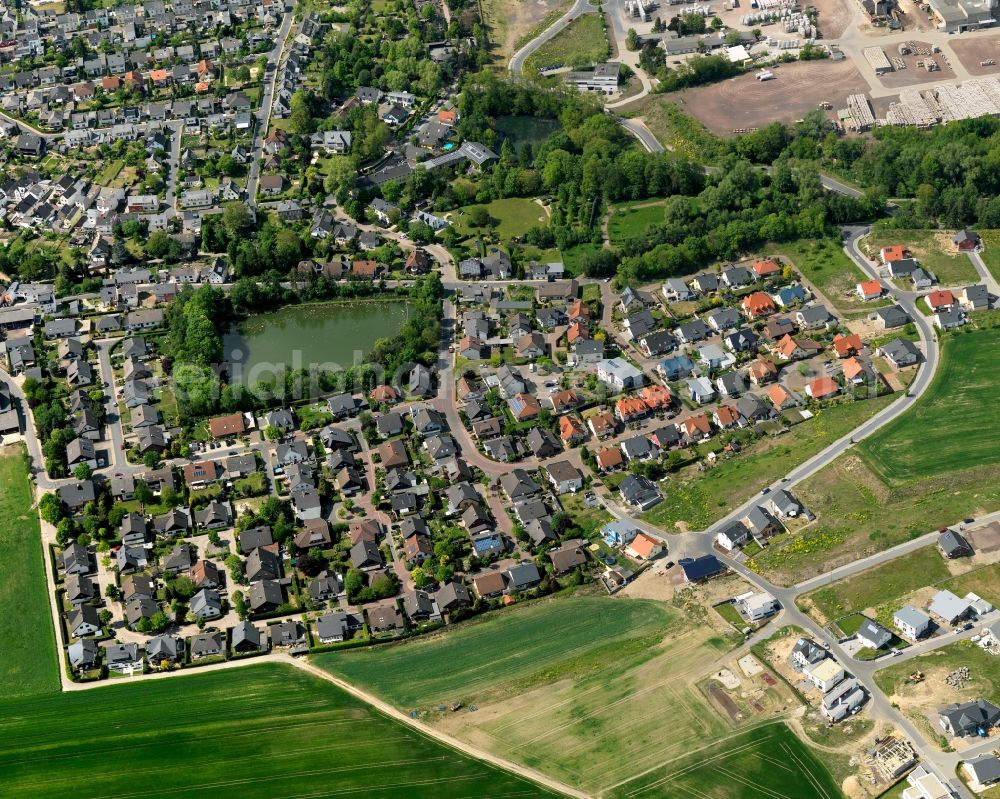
[223,301,412,382]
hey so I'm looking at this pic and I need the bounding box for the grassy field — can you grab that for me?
[757,453,1000,585]
[522,14,610,76]
[977,230,1000,284]
[772,238,875,314]
[608,200,665,245]
[561,242,603,276]
[450,198,548,242]
[317,594,761,793]
[0,664,558,798]
[641,396,895,533]
[605,722,843,799]
[316,596,673,708]
[0,446,59,698]
[865,229,979,286]
[805,547,950,624]
[858,329,1000,484]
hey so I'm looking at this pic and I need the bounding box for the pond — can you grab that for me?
[223,301,412,384]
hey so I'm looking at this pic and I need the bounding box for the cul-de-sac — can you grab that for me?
[4,0,1000,796]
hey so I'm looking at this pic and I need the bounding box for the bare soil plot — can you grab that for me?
[949,36,1000,76]
[873,43,957,89]
[812,0,855,39]
[875,641,1000,750]
[672,60,868,137]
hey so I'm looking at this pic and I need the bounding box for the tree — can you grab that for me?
[150,611,170,633]
[134,480,154,507]
[233,590,248,620]
[143,450,162,468]
[297,553,325,577]
[105,584,120,601]
[39,492,65,525]
[222,202,252,239]
[626,28,641,51]
[466,205,492,228]
[263,425,281,441]
[99,609,113,629]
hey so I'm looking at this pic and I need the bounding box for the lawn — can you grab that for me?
[771,238,875,314]
[804,547,950,625]
[0,446,59,698]
[641,395,895,533]
[865,229,979,286]
[522,13,610,76]
[608,200,665,245]
[558,491,612,536]
[450,198,548,242]
[316,595,749,793]
[0,664,558,798]
[858,329,1000,484]
[606,722,842,799]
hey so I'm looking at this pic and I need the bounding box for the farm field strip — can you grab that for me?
[0,665,559,799]
[0,446,59,699]
[315,597,675,708]
[609,724,842,799]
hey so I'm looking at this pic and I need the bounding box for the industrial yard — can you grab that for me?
[949,35,1000,76]
[671,59,869,136]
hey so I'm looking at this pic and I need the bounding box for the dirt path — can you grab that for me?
[292,657,592,799]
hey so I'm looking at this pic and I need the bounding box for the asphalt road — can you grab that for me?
[507,0,598,77]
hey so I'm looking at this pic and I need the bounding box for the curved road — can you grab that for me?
[508,0,598,77]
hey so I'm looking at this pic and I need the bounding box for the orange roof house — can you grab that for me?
[370,385,400,404]
[438,109,457,126]
[752,258,782,278]
[509,392,541,421]
[842,357,870,384]
[208,412,245,438]
[195,82,210,93]
[747,357,778,384]
[150,69,170,84]
[681,413,712,439]
[596,446,624,471]
[559,414,587,444]
[101,75,121,91]
[775,335,806,360]
[196,59,213,76]
[880,245,907,264]
[567,299,591,323]
[548,389,579,414]
[352,259,380,278]
[806,375,840,399]
[626,532,663,561]
[741,292,776,319]
[767,384,796,409]
[567,321,589,344]
[924,289,956,311]
[713,405,740,428]
[832,333,863,358]
[638,384,672,410]
[615,397,649,422]
[587,410,616,438]
[856,279,883,301]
